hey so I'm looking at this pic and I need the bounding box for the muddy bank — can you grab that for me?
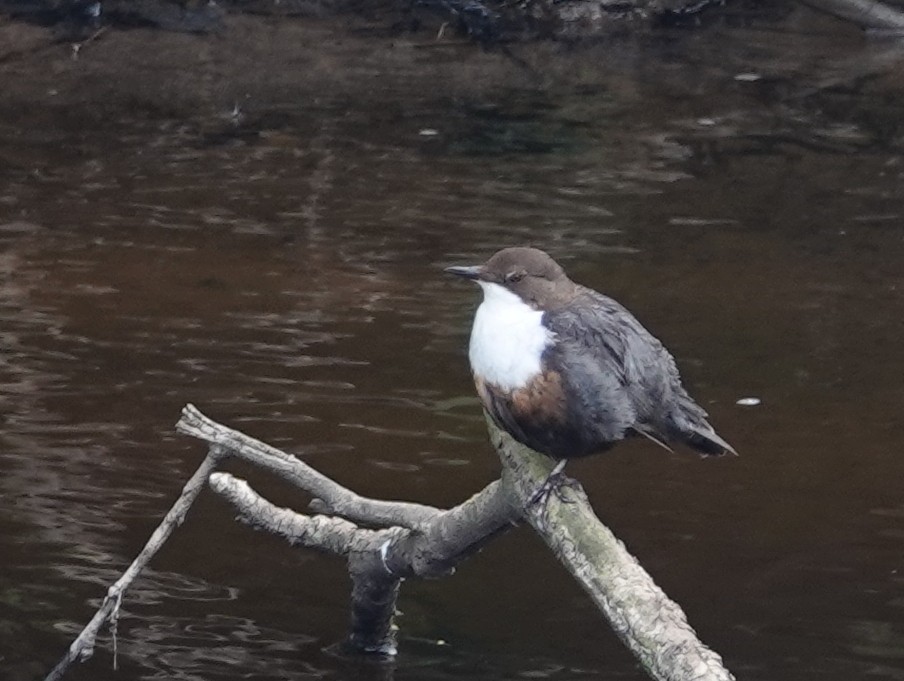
[1,5,900,174]
[0,0,792,43]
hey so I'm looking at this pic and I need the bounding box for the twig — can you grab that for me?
[44,445,227,681]
[176,404,445,530]
[70,27,108,61]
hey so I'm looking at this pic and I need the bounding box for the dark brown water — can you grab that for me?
[2,8,904,681]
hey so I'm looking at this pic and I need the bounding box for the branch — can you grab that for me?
[210,472,380,556]
[208,469,520,654]
[206,408,735,680]
[176,404,444,530]
[49,404,735,681]
[798,0,904,30]
[44,445,228,681]
[209,472,407,654]
[487,414,734,681]
[208,470,519,581]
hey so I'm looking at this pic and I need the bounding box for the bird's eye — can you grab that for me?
[506,271,525,283]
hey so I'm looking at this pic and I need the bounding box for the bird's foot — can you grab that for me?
[528,460,580,508]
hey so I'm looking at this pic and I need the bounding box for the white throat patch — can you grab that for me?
[468,282,554,391]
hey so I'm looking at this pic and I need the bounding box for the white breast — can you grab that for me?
[468,282,554,391]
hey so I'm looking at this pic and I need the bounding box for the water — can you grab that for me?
[2,7,904,680]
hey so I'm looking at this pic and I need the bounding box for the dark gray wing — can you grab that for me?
[544,287,734,456]
[543,287,683,415]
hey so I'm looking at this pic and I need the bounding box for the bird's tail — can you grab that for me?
[678,422,737,457]
[670,394,737,457]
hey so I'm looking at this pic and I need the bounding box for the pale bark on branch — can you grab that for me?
[488,416,734,681]
[176,404,445,530]
[46,403,735,681]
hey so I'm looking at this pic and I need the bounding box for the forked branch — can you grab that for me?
[46,404,734,681]
[176,404,446,530]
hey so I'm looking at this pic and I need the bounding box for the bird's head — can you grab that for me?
[445,247,575,309]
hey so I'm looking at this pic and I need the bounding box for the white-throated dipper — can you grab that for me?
[445,247,736,461]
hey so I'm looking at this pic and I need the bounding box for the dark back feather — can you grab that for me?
[543,287,732,456]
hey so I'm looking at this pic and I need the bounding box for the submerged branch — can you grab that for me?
[44,445,228,681]
[209,471,409,655]
[206,466,520,655]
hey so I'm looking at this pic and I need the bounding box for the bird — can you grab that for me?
[444,246,736,464]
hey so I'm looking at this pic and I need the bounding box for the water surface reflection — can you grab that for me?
[1,7,903,681]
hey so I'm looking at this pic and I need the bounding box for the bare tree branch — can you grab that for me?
[207,469,520,655]
[44,445,228,681]
[49,404,736,681]
[207,469,519,581]
[209,471,409,654]
[176,404,444,530]
[209,472,380,556]
[487,415,735,681]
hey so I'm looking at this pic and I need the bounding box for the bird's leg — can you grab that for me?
[528,459,580,507]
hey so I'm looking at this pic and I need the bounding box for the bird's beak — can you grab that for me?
[443,265,483,280]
